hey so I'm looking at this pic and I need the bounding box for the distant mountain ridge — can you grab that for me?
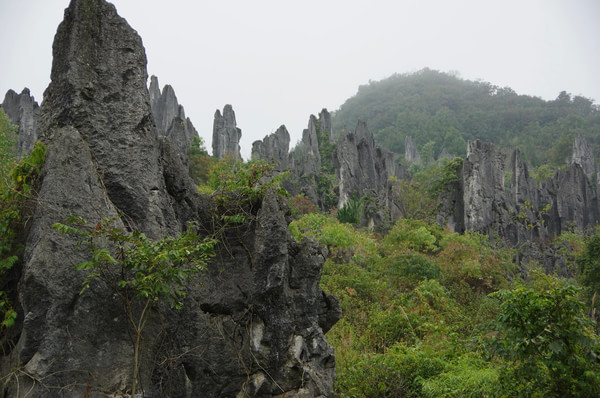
[332,68,600,168]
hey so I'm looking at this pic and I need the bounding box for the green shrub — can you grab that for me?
[335,344,447,398]
[488,273,600,397]
[421,354,499,398]
[337,193,364,225]
[384,219,441,254]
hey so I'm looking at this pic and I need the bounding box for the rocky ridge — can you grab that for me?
[1,1,339,397]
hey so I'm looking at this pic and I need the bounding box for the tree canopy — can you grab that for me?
[332,68,600,167]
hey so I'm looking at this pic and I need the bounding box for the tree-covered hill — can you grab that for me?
[332,68,600,167]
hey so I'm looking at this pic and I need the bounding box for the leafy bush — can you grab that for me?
[288,194,318,219]
[421,354,499,398]
[0,141,46,329]
[383,219,441,254]
[337,193,364,225]
[188,135,216,185]
[336,344,447,398]
[488,273,600,397]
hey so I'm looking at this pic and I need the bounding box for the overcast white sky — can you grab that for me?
[1,0,599,158]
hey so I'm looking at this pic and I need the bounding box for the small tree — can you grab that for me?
[489,273,600,397]
[53,217,217,397]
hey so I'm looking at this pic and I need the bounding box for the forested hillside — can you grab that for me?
[332,69,600,167]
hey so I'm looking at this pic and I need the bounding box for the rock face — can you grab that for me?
[442,139,600,247]
[252,124,291,170]
[1,88,39,154]
[2,1,339,397]
[212,104,242,160]
[296,115,322,177]
[571,132,595,177]
[334,121,397,227]
[148,75,199,158]
[404,135,421,165]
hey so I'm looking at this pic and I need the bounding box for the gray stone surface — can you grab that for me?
[404,135,421,165]
[148,75,199,159]
[334,121,397,227]
[2,1,339,397]
[1,88,39,155]
[571,132,595,177]
[446,139,600,246]
[252,125,291,170]
[297,115,322,177]
[212,104,242,160]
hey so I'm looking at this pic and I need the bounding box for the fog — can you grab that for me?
[1,0,599,158]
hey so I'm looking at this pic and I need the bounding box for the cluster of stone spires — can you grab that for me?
[0,1,340,396]
[4,79,600,245]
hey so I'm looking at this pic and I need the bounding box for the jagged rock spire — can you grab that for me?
[148,75,199,158]
[252,124,290,170]
[1,88,39,154]
[212,104,242,159]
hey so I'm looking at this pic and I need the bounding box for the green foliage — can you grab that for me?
[53,216,217,395]
[489,273,600,397]
[208,157,287,202]
[188,135,216,185]
[288,194,318,219]
[290,203,598,398]
[421,354,500,398]
[290,215,519,397]
[578,232,600,295]
[533,163,558,187]
[315,119,336,174]
[0,109,18,191]
[337,193,364,225]
[316,170,337,210]
[0,141,46,330]
[332,68,600,168]
[383,219,441,254]
[336,344,447,398]
[53,217,217,308]
[394,158,463,221]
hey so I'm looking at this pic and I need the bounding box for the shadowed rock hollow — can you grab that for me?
[0,0,340,397]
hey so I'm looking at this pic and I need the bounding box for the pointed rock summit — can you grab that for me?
[148,75,199,158]
[1,88,39,154]
[212,104,242,159]
[2,1,339,397]
[252,124,291,170]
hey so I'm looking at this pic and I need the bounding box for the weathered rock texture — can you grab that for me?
[212,104,242,160]
[296,115,322,177]
[1,1,339,397]
[252,125,291,170]
[148,75,199,158]
[1,88,39,154]
[334,121,397,227]
[571,132,595,177]
[404,135,421,165]
[440,139,600,249]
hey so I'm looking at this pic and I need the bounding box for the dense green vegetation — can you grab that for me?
[0,112,46,332]
[333,68,600,168]
[290,211,600,397]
